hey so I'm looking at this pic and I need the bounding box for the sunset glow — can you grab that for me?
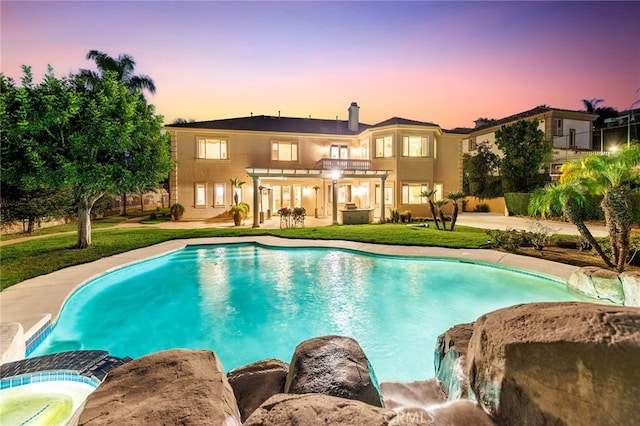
[2,1,638,129]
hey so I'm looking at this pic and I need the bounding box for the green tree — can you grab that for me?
[495,119,550,193]
[1,66,172,248]
[420,189,441,230]
[79,50,158,214]
[462,141,501,197]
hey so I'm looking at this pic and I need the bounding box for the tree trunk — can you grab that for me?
[429,200,440,230]
[27,216,35,234]
[608,186,633,272]
[565,203,614,269]
[601,196,619,265]
[120,193,127,216]
[76,194,101,249]
[450,203,459,231]
[438,210,447,231]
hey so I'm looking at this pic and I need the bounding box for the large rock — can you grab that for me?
[78,349,240,425]
[243,393,401,426]
[284,335,384,407]
[433,322,474,399]
[467,302,640,425]
[621,271,640,307]
[568,266,624,304]
[227,358,288,422]
[397,400,495,426]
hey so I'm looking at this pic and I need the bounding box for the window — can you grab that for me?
[330,144,349,159]
[361,139,369,160]
[401,183,429,204]
[402,136,429,157]
[272,141,298,161]
[214,182,225,206]
[375,184,393,205]
[338,185,352,203]
[374,136,393,158]
[553,119,563,136]
[433,183,444,201]
[468,138,477,151]
[569,129,576,147]
[195,183,206,207]
[197,138,227,159]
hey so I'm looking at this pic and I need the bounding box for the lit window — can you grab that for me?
[361,139,370,160]
[197,138,228,159]
[330,144,349,159]
[433,183,444,201]
[214,183,225,206]
[402,136,429,157]
[195,183,206,207]
[375,184,393,204]
[338,185,352,203]
[272,142,298,161]
[401,183,429,204]
[374,136,393,158]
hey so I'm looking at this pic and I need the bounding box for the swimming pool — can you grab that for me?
[30,244,591,382]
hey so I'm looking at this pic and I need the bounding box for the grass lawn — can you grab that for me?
[0,221,489,290]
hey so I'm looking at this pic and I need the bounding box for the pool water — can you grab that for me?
[31,244,590,382]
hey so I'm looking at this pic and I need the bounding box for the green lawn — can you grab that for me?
[0,221,489,290]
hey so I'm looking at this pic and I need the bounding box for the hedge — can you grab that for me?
[504,192,531,216]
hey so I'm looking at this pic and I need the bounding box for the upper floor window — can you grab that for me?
[330,144,349,159]
[553,119,563,136]
[374,136,393,158]
[402,136,429,157]
[272,141,298,161]
[468,137,477,151]
[361,139,370,160]
[197,138,227,159]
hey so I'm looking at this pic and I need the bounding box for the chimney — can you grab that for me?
[348,102,359,132]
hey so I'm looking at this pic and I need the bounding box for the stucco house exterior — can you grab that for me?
[166,103,463,226]
[461,106,598,179]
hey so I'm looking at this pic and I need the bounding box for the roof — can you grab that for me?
[370,117,439,128]
[166,115,371,135]
[471,106,598,133]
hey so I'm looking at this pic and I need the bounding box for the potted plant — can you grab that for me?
[229,202,250,226]
[170,203,185,221]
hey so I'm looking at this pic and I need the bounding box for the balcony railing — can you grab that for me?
[315,158,371,171]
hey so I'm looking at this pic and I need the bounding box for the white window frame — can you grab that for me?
[330,144,349,159]
[197,138,228,159]
[195,182,206,207]
[271,141,298,161]
[401,183,429,204]
[338,185,352,203]
[214,182,225,207]
[375,184,393,205]
[402,136,429,157]
[374,136,393,158]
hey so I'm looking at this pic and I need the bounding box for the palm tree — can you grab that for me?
[552,146,640,271]
[421,189,441,230]
[581,98,604,113]
[529,181,614,268]
[447,191,465,231]
[79,50,156,96]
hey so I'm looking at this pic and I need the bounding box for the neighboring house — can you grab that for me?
[165,103,463,226]
[461,106,598,180]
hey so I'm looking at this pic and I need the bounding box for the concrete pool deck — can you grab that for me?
[0,235,582,342]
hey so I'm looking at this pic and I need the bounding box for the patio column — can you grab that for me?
[332,177,338,225]
[252,176,260,228]
[379,176,386,224]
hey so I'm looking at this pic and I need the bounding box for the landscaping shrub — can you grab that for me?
[474,204,490,212]
[485,228,533,252]
[504,192,531,216]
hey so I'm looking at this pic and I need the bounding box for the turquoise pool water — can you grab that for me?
[31,244,590,382]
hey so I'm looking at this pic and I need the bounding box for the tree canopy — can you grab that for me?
[0,65,172,247]
[495,119,551,193]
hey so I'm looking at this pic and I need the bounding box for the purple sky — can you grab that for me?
[2,1,639,129]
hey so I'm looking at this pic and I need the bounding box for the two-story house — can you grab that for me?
[461,106,598,179]
[166,103,463,226]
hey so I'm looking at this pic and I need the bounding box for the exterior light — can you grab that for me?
[331,170,340,181]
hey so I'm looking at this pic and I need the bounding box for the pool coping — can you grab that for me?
[0,236,581,343]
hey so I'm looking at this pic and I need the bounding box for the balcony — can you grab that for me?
[315,158,371,171]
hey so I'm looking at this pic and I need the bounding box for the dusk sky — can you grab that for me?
[2,1,639,129]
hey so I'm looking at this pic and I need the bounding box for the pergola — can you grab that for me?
[245,167,391,228]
